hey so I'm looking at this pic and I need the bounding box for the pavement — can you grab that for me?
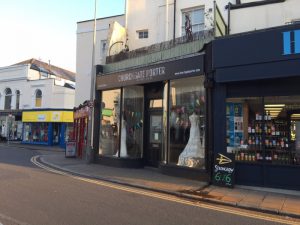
[2,142,300,219]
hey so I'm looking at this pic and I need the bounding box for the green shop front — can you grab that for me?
[22,109,74,147]
[95,54,209,180]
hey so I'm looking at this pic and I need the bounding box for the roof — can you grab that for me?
[14,58,76,82]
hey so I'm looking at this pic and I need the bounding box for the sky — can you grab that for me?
[0,0,125,72]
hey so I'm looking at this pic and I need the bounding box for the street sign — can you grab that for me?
[65,141,76,158]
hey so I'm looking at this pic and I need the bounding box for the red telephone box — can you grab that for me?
[74,105,90,158]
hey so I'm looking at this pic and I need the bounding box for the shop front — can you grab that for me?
[0,110,22,141]
[96,54,209,180]
[212,24,300,189]
[22,109,74,147]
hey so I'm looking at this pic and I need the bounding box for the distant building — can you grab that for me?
[0,58,75,147]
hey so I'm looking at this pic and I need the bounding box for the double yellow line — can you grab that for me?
[31,155,300,225]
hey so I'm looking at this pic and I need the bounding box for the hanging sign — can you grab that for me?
[212,153,235,187]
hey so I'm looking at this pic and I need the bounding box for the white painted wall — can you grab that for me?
[230,0,300,34]
[75,15,125,106]
[0,65,75,110]
[126,0,235,50]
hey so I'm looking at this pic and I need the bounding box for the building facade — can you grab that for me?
[229,0,300,34]
[0,59,75,147]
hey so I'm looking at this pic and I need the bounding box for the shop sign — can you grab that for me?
[97,54,204,90]
[212,153,235,188]
[65,141,76,158]
[283,29,300,55]
[22,111,73,123]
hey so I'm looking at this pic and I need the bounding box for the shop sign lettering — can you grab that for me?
[37,114,46,121]
[118,67,165,82]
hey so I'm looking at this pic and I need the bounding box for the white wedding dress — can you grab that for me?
[177,113,205,167]
[115,119,128,157]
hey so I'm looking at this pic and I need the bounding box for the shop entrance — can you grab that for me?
[144,82,164,167]
[53,123,60,145]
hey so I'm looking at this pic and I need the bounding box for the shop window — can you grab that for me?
[15,90,20,110]
[35,89,42,107]
[65,123,74,142]
[23,122,48,143]
[167,76,206,168]
[99,89,121,156]
[226,96,300,166]
[4,88,12,110]
[181,8,205,36]
[118,86,144,158]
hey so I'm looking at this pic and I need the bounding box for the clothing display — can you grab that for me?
[115,119,128,157]
[178,113,205,167]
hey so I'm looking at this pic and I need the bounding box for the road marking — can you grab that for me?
[31,155,299,225]
[0,212,30,225]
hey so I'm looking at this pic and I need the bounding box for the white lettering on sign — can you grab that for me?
[214,165,234,173]
[37,114,46,121]
[118,67,166,82]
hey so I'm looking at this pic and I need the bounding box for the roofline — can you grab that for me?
[77,14,125,24]
[230,0,285,10]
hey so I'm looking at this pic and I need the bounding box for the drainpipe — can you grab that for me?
[227,2,231,35]
[166,0,169,41]
[173,0,176,40]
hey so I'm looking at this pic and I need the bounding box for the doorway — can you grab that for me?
[144,82,164,167]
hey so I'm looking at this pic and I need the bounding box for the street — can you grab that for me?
[0,145,299,225]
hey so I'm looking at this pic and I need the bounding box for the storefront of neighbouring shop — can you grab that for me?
[73,104,90,158]
[22,109,74,148]
[96,54,209,180]
[0,110,22,141]
[212,23,300,190]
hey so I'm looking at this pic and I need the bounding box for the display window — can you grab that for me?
[65,123,74,142]
[119,86,144,158]
[166,76,206,168]
[23,122,48,143]
[99,89,121,156]
[226,96,300,166]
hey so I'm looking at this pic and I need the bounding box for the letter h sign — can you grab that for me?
[283,30,300,55]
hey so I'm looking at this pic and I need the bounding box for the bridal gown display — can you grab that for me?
[114,119,128,157]
[177,113,205,167]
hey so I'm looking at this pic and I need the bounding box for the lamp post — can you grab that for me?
[86,0,98,163]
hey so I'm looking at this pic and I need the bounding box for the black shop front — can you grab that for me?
[95,54,210,180]
[212,24,300,190]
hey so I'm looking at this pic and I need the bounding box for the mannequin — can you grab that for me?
[177,112,205,167]
[115,118,128,157]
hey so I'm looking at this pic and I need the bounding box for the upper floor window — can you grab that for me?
[137,30,148,39]
[100,40,107,57]
[181,8,205,35]
[35,89,42,107]
[16,90,20,110]
[4,88,12,110]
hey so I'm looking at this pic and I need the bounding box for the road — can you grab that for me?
[0,145,299,225]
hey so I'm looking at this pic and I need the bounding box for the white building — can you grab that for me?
[229,0,300,34]
[0,58,75,141]
[75,0,236,106]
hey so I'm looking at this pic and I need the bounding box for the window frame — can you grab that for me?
[181,7,205,36]
[137,30,149,39]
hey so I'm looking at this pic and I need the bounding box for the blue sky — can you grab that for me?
[0,0,125,72]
